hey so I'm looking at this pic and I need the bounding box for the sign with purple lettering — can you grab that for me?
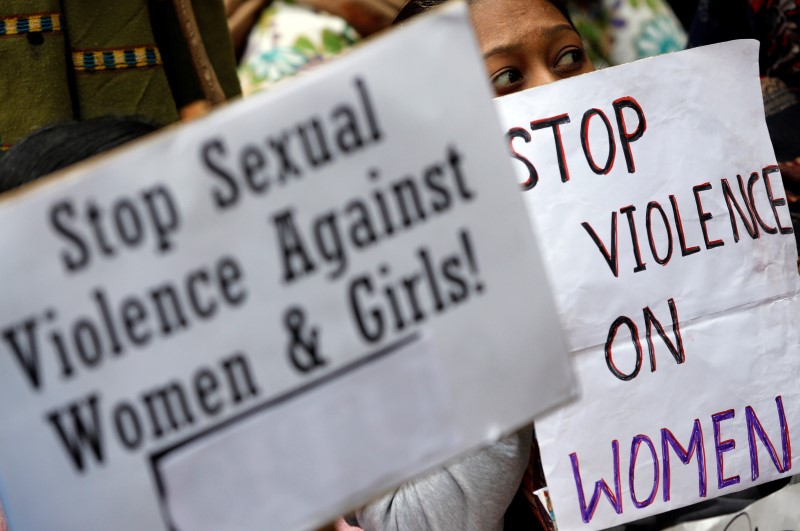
[0,5,573,531]
[495,40,800,529]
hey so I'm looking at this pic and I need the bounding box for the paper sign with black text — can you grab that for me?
[495,41,800,530]
[0,5,573,530]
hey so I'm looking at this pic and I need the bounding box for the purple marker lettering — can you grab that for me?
[712,409,740,489]
[745,395,792,480]
[570,440,623,523]
[630,435,659,508]
[661,420,707,501]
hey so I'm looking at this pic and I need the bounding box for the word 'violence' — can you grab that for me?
[2,255,247,391]
[583,166,793,277]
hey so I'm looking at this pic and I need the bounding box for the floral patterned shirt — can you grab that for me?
[238,0,360,96]
[568,0,688,68]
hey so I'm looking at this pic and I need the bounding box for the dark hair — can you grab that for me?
[394,0,574,26]
[0,116,160,195]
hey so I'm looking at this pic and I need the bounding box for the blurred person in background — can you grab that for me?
[226,0,403,95]
[0,116,160,195]
[565,0,687,68]
[0,1,239,158]
[686,0,800,256]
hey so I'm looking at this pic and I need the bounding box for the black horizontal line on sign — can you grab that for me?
[148,331,422,531]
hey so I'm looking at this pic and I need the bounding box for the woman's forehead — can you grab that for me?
[470,0,573,48]
[471,0,569,25]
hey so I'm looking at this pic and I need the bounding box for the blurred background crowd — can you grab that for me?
[1,0,798,243]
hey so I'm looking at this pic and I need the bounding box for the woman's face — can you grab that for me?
[470,0,594,97]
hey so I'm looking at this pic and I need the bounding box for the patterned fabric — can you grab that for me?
[568,0,687,68]
[72,47,163,73]
[0,13,61,35]
[238,0,360,95]
[0,0,240,157]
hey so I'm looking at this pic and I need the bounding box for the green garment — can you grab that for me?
[0,0,241,154]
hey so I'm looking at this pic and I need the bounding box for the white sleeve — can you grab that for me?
[355,427,532,531]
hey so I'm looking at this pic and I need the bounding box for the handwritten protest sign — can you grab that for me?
[495,41,800,529]
[0,5,574,530]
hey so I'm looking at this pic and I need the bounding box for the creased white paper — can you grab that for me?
[495,41,800,530]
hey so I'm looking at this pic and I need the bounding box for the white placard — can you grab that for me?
[0,5,574,530]
[495,41,800,529]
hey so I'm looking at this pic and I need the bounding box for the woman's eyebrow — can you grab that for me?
[482,23,577,60]
[483,44,519,60]
[542,23,577,39]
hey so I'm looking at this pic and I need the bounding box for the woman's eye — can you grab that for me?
[491,68,524,90]
[555,49,584,69]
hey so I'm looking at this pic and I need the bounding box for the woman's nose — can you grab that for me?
[526,66,561,89]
